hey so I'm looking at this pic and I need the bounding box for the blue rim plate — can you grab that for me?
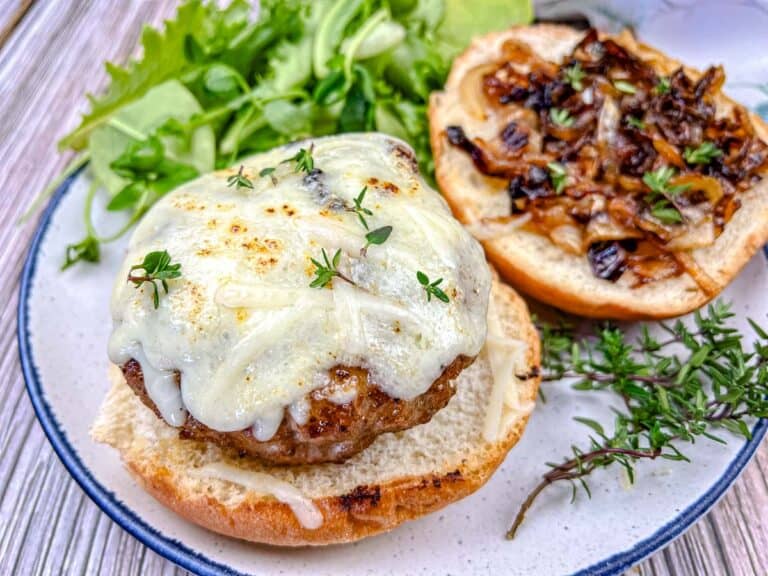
[17,170,768,576]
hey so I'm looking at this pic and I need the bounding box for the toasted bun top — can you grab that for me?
[430,25,768,319]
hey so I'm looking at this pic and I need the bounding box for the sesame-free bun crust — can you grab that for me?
[429,25,768,319]
[92,276,540,546]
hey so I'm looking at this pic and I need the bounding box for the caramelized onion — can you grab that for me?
[617,175,645,192]
[652,138,684,167]
[665,218,715,251]
[550,224,584,254]
[596,96,620,146]
[673,174,724,205]
[462,63,500,119]
[628,254,682,285]
[585,212,642,245]
[673,252,720,296]
[635,213,673,242]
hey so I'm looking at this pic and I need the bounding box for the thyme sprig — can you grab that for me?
[563,63,586,91]
[508,302,768,539]
[547,162,568,195]
[655,76,671,95]
[127,250,182,309]
[227,165,254,190]
[684,141,722,165]
[281,145,315,174]
[643,166,690,224]
[348,186,374,230]
[417,271,450,303]
[309,248,355,288]
[549,108,575,128]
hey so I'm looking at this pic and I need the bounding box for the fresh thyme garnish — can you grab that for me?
[309,248,354,288]
[227,165,254,190]
[613,80,636,94]
[127,250,182,309]
[508,302,768,539]
[642,166,690,224]
[649,202,683,224]
[655,76,671,95]
[417,271,450,303]
[563,63,586,91]
[348,186,374,230]
[626,115,645,130]
[281,145,315,174]
[259,166,278,185]
[549,108,575,128]
[547,162,568,195]
[361,226,393,256]
[684,141,723,165]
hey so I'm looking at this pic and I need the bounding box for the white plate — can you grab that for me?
[18,1,768,573]
[18,166,768,576]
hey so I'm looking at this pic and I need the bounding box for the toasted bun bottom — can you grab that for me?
[429,25,768,319]
[92,276,540,546]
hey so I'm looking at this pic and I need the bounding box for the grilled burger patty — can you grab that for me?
[121,355,475,465]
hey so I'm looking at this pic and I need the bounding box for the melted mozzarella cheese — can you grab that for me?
[108,133,491,437]
[482,297,532,443]
[196,463,323,529]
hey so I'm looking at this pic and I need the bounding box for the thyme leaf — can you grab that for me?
[417,270,450,303]
[549,107,575,128]
[127,250,182,309]
[281,145,315,174]
[361,225,392,256]
[309,248,355,288]
[655,76,671,95]
[547,162,568,195]
[226,165,254,190]
[684,141,722,165]
[348,186,374,230]
[563,63,586,91]
[642,166,690,224]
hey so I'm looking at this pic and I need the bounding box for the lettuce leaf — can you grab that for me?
[59,0,252,151]
[437,0,534,57]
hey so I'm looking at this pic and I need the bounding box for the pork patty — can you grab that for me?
[121,355,474,465]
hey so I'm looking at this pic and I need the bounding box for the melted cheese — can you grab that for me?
[196,463,323,529]
[108,133,491,437]
[482,297,532,443]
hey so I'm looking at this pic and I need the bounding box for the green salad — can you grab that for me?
[30,0,532,269]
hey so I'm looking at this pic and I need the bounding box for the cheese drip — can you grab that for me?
[196,463,323,529]
[482,297,533,442]
[108,133,491,438]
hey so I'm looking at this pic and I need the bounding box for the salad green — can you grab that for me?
[30,0,532,269]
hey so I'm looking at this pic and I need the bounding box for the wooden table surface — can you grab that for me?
[0,1,766,575]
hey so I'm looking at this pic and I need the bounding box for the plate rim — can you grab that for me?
[17,170,768,576]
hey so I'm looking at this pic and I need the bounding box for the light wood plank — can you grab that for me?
[0,2,764,576]
[0,0,34,50]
